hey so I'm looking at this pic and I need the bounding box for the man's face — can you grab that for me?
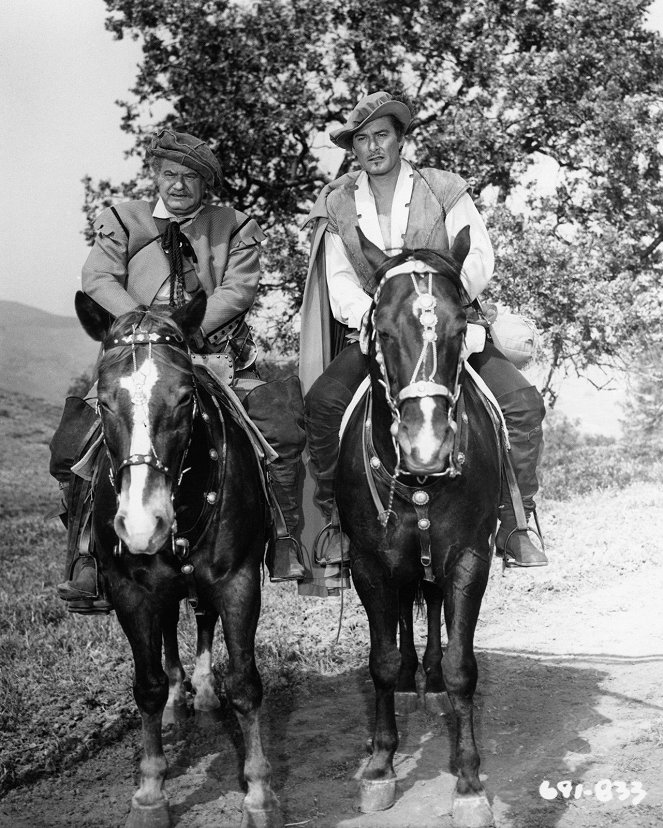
[155,160,206,216]
[352,116,403,178]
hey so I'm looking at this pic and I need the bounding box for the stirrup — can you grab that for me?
[313,521,349,567]
[268,534,306,582]
[59,553,113,614]
[497,510,547,570]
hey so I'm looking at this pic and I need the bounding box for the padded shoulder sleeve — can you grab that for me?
[230,211,266,248]
[418,168,470,214]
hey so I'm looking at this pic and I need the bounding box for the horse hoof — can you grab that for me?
[359,777,397,812]
[240,805,284,828]
[424,691,453,717]
[451,791,494,828]
[126,798,171,828]
[394,691,419,716]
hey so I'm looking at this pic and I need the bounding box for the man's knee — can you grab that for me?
[498,385,545,435]
[305,373,357,423]
[242,377,306,461]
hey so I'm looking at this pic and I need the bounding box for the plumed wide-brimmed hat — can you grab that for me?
[330,91,412,151]
[149,128,222,189]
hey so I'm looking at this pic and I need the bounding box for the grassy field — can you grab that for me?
[1,386,662,799]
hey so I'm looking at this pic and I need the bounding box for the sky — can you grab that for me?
[2,0,663,320]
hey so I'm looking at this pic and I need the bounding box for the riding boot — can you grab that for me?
[241,377,307,582]
[496,386,548,567]
[54,481,69,528]
[305,366,360,567]
[56,473,113,613]
[266,456,307,582]
[311,477,350,567]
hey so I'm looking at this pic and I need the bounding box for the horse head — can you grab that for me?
[75,290,206,555]
[358,227,471,477]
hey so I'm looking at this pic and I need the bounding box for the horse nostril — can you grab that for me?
[114,512,127,538]
[397,423,412,455]
[154,514,170,538]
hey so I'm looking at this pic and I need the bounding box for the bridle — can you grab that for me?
[370,264,464,478]
[99,321,197,494]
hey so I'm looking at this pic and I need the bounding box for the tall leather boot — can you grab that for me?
[266,456,307,582]
[305,371,356,566]
[56,474,112,613]
[496,385,548,567]
[242,377,307,582]
[309,475,350,566]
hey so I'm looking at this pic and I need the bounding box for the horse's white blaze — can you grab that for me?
[410,397,441,464]
[117,358,168,545]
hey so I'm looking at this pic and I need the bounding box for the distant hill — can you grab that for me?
[0,301,99,405]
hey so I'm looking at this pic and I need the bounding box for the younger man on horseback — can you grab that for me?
[300,91,547,591]
[53,129,306,611]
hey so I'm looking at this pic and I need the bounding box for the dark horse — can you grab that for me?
[336,228,501,827]
[75,290,281,828]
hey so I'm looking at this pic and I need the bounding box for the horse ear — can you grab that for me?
[75,291,114,341]
[357,227,389,274]
[450,225,471,266]
[171,290,207,343]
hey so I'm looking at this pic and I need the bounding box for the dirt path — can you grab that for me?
[3,517,663,828]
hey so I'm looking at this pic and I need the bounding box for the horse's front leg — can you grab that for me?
[214,562,282,828]
[117,598,171,828]
[162,601,187,714]
[395,581,420,714]
[443,548,493,828]
[421,580,450,716]
[351,554,401,812]
[192,608,221,711]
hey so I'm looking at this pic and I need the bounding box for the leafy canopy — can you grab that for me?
[87,0,663,393]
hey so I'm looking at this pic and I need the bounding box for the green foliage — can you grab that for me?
[87,0,663,379]
[620,342,663,448]
[541,409,663,499]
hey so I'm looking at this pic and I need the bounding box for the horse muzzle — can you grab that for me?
[395,398,457,476]
[114,473,176,555]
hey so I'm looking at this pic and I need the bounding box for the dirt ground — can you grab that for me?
[2,549,663,828]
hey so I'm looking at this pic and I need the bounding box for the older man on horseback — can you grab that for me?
[52,128,306,612]
[299,91,547,594]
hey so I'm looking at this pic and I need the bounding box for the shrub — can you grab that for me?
[541,410,663,500]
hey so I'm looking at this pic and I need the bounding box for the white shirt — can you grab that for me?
[152,197,205,225]
[325,160,494,329]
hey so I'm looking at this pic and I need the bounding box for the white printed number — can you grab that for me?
[539,779,647,806]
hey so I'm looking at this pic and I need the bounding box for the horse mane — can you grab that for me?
[107,305,183,338]
[373,248,469,305]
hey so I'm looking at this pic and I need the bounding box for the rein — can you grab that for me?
[370,267,464,478]
[364,261,468,582]
[361,386,469,582]
[101,323,195,492]
[99,319,226,610]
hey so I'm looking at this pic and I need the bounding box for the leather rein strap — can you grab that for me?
[103,324,226,613]
[361,386,469,582]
